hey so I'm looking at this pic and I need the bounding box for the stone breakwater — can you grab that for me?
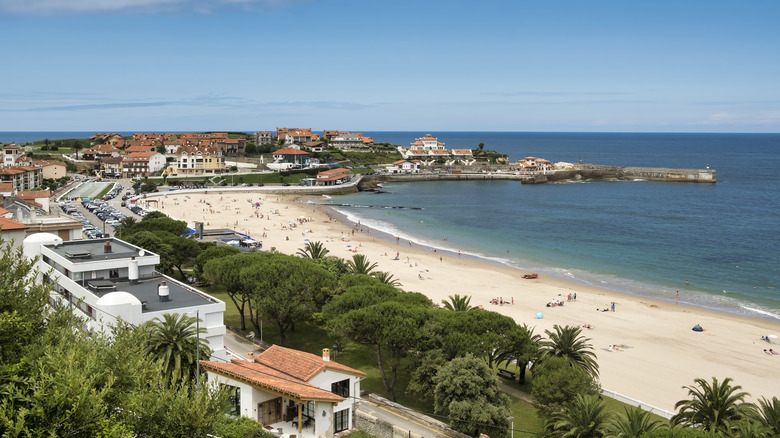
[358,164,716,189]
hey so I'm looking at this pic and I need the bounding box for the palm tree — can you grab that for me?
[604,406,666,438]
[749,396,780,436]
[547,394,609,438]
[671,377,751,435]
[145,313,210,383]
[540,324,599,378]
[115,216,137,239]
[296,241,330,259]
[346,253,378,275]
[371,271,402,287]
[441,294,473,311]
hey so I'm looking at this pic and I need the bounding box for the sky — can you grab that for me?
[1,0,779,133]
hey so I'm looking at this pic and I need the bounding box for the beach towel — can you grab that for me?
[534,312,544,319]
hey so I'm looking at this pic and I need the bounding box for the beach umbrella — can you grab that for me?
[534,312,543,319]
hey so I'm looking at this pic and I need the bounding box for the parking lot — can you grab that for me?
[57,180,149,239]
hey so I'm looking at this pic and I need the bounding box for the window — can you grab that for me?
[331,379,349,398]
[334,409,349,433]
[221,384,240,417]
[302,401,315,419]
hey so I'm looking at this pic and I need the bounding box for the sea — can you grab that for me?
[3,131,778,321]
[323,132,780,322]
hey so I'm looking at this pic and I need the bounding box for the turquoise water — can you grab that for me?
[325,132,780,321]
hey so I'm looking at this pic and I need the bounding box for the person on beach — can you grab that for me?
[611,302,616,312]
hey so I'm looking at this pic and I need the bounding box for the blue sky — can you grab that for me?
[1,0,778,133]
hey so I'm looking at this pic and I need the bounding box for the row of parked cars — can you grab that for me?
[101,183,124,201]
[58,201,107,239]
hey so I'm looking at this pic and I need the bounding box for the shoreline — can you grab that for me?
[148,190,780,413]
[320,197,778,325]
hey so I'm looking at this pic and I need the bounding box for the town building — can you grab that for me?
[0,166,42,191]
[23,234,226,361]
[255,131,273,145]
[329,133,364,150]
[82,144,122,160]
[315,168,353,185]
[100,157,125,179]
[410,134,445,150]
[201,346,364,438]
[2,144,22,166]
[122,152,167,178]
[166,146,225,176]
[385,160,421,174]
[271,147,310,169]
[33,160,67,179]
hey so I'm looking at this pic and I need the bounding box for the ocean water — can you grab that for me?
[325,132,780,321]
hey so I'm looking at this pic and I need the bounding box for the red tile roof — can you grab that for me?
[0,217,28,231]
[17,190,50,199]
[274,147,310,155]
[256,345,365,380]
[0,183,13,191]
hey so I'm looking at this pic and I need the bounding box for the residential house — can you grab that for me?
[329,133,364,150]
[0,217,28,244]
[4,201,82,243]
[167,146,225,176]
[201,346,365,438]
[124,145,156,154]
[255,131,273,146]
[302,141,327,153]
[0,182,13,197]
[23,234,226,360]
[122,152,166,178]
[450,149,474,159]
[100,157,125,179]
[33,160,67,179]
[410,134,445,150]
[219,138,245,154]
[82,144,121,161]
[386,160,420,174]
[16,190,51,213]
[517,156,553,173]
[315,168,353,186]
[271,147,310,168]
[2,144,22,166]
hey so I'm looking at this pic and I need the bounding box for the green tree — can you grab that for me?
[125,231,176,274]
[541,324,599,378]
[204,252,265,331]
[437,309,517,368]
[371,271,401,286]
[327,298,430,402]
[433,354,511,437]
[531,356,600,419]
[144,313,211,383]
[496,323,541,384]
[296,241,330,259]
[193,245,241,281]
[604,405,667,438]
[241,254,336,346]
[749,396,780,437]
[671,377,752,435]
[441,293,473,311]
[71,139,83,159]
[115,216,137,239]
[547,394,610,438]
[346,253,378,275]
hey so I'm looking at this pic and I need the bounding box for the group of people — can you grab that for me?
[763,349,780,355]
[546,299,565,307]
[490,297,513,305]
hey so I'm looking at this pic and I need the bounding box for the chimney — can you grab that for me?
[103,241,112,253]
[128,256,139,284]
[322,348,330,362]
[158,281,170,302]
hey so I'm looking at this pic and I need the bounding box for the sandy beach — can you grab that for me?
[148,190,780,413]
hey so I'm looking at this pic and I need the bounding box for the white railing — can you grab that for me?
[600,389,674,419]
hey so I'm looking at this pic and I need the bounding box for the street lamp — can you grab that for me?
[507,416,514,438]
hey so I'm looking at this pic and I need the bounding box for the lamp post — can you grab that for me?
[507,416,514,438]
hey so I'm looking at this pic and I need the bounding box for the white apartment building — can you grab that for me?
[23,233,226,361]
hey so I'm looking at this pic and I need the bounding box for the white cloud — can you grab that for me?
[708,112,732,122]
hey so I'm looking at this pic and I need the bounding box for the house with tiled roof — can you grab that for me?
[517,156,553,172]
[330,133,364,150]
[271,147,310,170]
[315,168,353,186]
[451,149,474,158]
[122,152,166,178]
[2,144,22,166]
[0,182,13,197]
[100,157,125,178]
[16,190,51,212]
[201,346,365,438]
[386,160,420,174]
[166,146,225,176]
[82,144,121,161]
[124,145,155,154]
[32,160,67,179]
[0,217,29,243]
[410,134,445,150]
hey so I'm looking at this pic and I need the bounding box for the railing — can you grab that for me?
[600,389,674,419]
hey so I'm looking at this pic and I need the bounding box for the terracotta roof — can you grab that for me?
[0,207,10,215]
[0,217,28,231]
[451,149,473,155]
[17,190,50,199]
[0,183,13,191]
[256,345,365,380]
[274,147,309,155]
[125,145,154,153]
[317,168,352,177]
[200,358,345,403]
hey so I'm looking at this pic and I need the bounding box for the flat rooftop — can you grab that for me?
[46,238,152,262]
[80,275,219,312]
